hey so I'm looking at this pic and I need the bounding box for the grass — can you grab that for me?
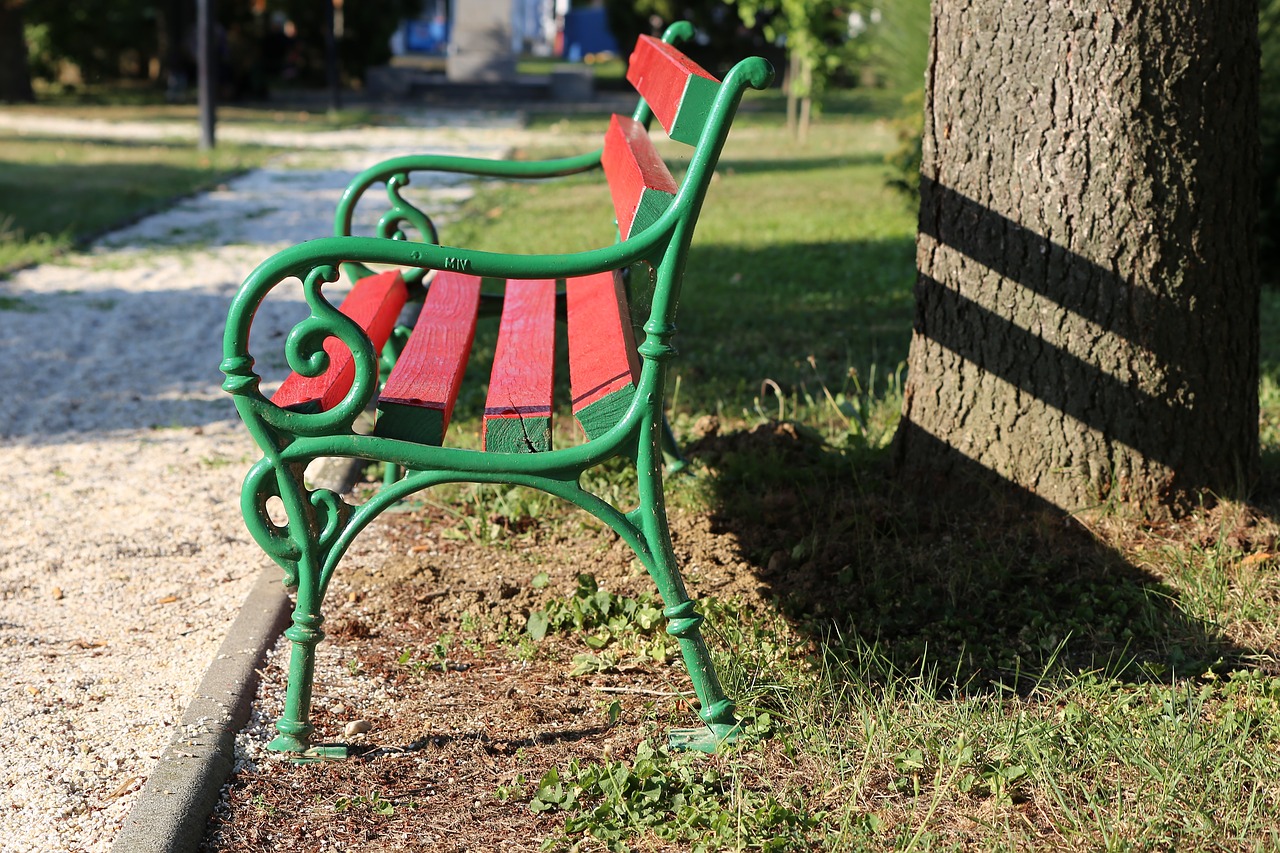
[381,90,1280,850]
[21,78,403,128]
[0,134,273,272]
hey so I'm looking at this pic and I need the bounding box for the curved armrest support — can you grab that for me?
[334,149,603,285]
[335,150,602,238]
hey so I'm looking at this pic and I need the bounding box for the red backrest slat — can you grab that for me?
[626,35,721,145]
[602,114,678,239]
[271,270,408,412]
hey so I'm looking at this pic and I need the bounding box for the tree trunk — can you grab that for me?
[0,1,35,103]
[894,1,1259,516]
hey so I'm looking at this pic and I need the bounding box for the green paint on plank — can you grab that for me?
[669,75,721,146]
[577,385,636,440]
[485,416,552,453]
[375,403,445,446]
[630,187,675,237]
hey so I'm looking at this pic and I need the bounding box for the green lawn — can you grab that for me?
[7,88,1276,849]
[425,91,1280,850]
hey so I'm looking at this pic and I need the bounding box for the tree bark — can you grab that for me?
[0,1,35,103]
[894,1,1259,516]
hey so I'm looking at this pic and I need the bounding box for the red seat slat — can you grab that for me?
[271,270,408,413]
[567,270,640,439]
[484,279,556,452]
[375,272,482,445]
[626,35,721,145]
[602,114,679,239]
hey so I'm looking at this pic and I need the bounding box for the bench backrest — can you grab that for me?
[222,28,773,445]
[600,33,740,243]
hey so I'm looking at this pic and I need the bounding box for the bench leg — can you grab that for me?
[662,589,740,753]
[635,450,738,751]
[268,595,348,761]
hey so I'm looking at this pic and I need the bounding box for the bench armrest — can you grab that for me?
[335,149,601,238]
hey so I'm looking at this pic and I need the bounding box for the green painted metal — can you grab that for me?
[628,187,677,239]
[221,28,775,759]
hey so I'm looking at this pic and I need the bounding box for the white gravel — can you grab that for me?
[0,108,526,853]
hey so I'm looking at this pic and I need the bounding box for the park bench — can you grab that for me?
[220,23,773,761]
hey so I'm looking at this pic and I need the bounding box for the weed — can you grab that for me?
[394,635,452,675]
[332,789,402,816]
[249,793,275,817]
[533,741,824,852]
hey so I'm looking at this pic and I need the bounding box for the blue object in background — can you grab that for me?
[406,17,449,54]
[562,8,619,60]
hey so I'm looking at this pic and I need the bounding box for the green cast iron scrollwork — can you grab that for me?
[377,172,438,245]
[239,454,352,590]
[240,458,301,584]
[223,262,383,440]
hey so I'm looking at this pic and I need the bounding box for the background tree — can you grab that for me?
[263,0,421,87]
[603,0,783,79]
[17,0,420,97]
[893,1,1260,517]
[24,0,160,85]
[735,0,866,141]
[0,1,35,102]
[1261,0,1280,279]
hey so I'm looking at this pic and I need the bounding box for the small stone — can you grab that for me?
[344,719,372,737]
[51,587,63,600]
[347,591,359,603]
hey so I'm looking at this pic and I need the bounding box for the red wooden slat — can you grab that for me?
[602,114,678,239]
[375,272,482,444]
[567,270,641,439]
[626,35,720,145]
[483,279,557,452]
[271,270,408,412]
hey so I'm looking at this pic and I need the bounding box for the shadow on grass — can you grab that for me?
[687,420,1266,696]
[674,175,1270,696]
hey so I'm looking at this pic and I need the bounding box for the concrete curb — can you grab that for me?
[109,566,291,853]
[111,457,365,852]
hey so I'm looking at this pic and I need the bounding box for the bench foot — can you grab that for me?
[668,722,740,754]
[269,740,350,763]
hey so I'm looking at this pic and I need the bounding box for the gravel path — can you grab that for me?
[0,109,526,853]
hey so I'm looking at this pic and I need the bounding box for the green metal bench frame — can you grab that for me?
[220,23,774,760]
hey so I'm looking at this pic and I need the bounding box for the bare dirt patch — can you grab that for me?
[199,445,788,852]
